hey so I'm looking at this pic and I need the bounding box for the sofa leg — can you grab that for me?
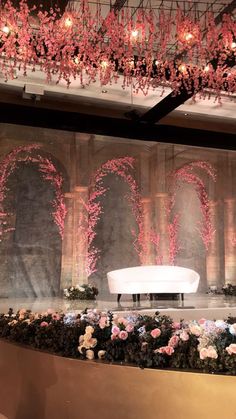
[137,294,140,302]
[181,293,184,302]
[117,294,121,303]
[132,294,136,302]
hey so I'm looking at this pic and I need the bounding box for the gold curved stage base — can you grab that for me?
[0,340,235,419]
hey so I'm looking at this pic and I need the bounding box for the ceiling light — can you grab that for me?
[64,17,73,28]
[179,64,187,73]
[2,25,10,34]
[131,29,138,38]
[101,60,108,69]
[184,33,193,42]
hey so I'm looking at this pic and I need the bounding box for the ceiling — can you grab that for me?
[0,0,235,136]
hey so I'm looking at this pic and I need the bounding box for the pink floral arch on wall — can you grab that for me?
[78,157,147,278]
[0,144,67,239]
[167,160,217,265]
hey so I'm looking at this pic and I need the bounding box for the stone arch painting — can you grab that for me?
[0,144,69,297]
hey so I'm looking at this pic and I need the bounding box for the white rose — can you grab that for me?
[86,350,94,360]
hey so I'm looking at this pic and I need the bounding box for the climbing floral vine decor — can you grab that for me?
[0,144,67,239]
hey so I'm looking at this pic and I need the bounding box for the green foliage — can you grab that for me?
[64,284,99,300]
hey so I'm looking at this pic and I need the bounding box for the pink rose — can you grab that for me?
[168,335,179,348]
[156,346,174,355]
[172,322,181,330]
[99,316,107,329]
[165,346,174,356]
[150,328,161,338]
[119,330,128,340]
[198,318,207,325]
[125,324,134,333]
[117,317,128,326]
[207,346,218,359]
[180,331,189,341]
[40,321,49,327]
[52,313,60,321]
[86,349,94,360]
[111,334,117,341]
[226,344,236,355]
[200,348,208,360]
[111,325,120,336]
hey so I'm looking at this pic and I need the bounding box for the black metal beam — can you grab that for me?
[139,0,236,124]
[0,101,235,150]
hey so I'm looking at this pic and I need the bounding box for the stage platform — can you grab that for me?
[0,293,236,321]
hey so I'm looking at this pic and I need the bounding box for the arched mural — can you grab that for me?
[0,144,68,297]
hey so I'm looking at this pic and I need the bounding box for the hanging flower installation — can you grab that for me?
[0,144,67,239]
[78,157,147,277]
[0,0,236,98]
[168,161,217,262]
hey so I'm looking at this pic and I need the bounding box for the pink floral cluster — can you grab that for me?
[0,145,67,239]
[168,161,217,258]
[0,1,236,98]
[79,157,147,276]
[111,316,134,341]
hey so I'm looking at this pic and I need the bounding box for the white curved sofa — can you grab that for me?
[107,265,200,300]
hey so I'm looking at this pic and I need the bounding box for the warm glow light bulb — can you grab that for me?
[101,60,108,69]
[231,42,236,49]
[179,64,187,73]
[131,29,138,38]
[204,65,210,72]
[155,60,159,66]
[2,25,10,34]
[64,17,73,28]
[184,32,193,41]
[74,56,79,64]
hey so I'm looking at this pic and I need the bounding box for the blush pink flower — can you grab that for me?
[111,334,117,341]
[207,346,218,359]
[117,317,128,327]
[189,324,202,336]
[52,313,60,321]
[99,316,107,329]
[226,344,236,355]
[198,318,207,325]
[172,322,181,330]
[168,335,179,348]
[125,324,134,333]
[180,330,189,341]
[112,326,120,336]
[200,348,208,360]
[47,308,54,314]
[40,321,49,327]
[150,328,161,338]
[155,346,174,355]
[119,330,128,340]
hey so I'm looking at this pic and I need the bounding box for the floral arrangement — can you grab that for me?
[64,284,99,300]
[222,284,236,297]
[1,308,236,375]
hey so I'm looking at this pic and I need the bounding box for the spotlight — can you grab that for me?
[2,25,10,34]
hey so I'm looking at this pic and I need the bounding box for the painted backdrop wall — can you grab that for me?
[0,123,235,298]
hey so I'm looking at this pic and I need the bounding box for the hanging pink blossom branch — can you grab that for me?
[0,1,235,99]
[168,161,217,259]
[149,230,163,265]
[0,145,67,239]
[78,157,147,277]
[168,214,181,266]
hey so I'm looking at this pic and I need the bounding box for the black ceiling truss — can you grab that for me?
[138,0,236,124]
[0,101,235,150]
